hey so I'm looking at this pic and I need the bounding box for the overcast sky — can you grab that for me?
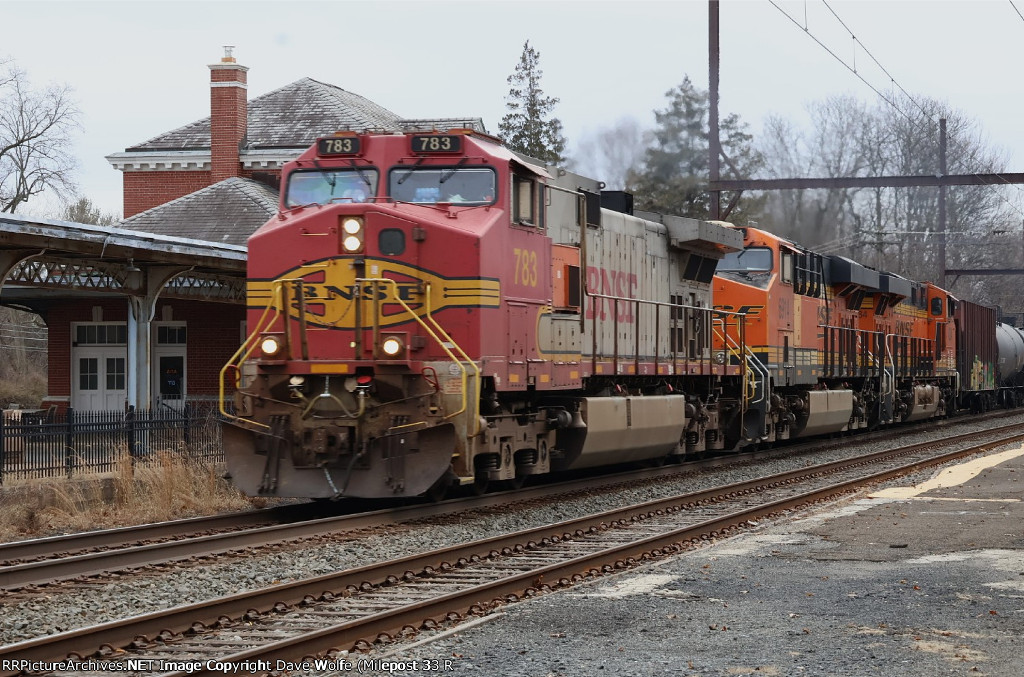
[3,0,1023,218]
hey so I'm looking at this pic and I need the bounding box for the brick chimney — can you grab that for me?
[209,46,248,182]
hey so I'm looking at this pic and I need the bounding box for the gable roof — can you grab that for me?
[119,177,277,246]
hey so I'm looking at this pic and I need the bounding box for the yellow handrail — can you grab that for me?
[218,280,288,428]
[359,277,479,433]
[421,281,482,436]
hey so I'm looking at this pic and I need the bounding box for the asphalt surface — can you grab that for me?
[365,445,1024,677]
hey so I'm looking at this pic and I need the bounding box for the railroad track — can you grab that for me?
[0,410,1017,592]
[3,421,1022,677]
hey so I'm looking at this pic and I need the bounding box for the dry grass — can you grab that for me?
[0,452,258,542]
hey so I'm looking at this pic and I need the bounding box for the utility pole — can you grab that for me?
[705,8,1024,285]
[709,0,721,220]
[939,118,947,283]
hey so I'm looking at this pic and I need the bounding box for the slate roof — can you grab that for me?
[125,78,484,153]
[119,177,277,246]
[115,77,487,248]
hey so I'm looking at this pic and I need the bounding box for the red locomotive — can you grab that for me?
[220,129,1020,500]
[221,129,746,499]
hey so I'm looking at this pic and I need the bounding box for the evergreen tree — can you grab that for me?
[498,41,567,165]
[628,76,763,221]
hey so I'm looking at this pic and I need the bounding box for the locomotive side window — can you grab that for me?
[931,297,943,316]
[513,174,535,225]
[389,167,496,205]
[781,250,794,284]
[285,168,378,207]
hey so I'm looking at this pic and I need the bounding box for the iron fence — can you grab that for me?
[0,402,227,484]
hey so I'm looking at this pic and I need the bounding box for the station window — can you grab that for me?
[106,357,126,390]
[79,358,98,391]
[75,324,127,346]
[157,325,187,345]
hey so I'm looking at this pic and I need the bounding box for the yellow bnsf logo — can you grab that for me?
[248,258,501,329]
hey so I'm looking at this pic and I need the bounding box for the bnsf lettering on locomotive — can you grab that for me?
[321,283,419,302]
[895,320,913,335]
[585,266,638,323]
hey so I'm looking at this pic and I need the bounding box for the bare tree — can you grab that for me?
[757,91,1022,304]
[0,59,80,213]
[0,306,47,407]
[572,117,646,189]
[61,196,120,225]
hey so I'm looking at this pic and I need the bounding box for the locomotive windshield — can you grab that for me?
[388,167,496,205]
[717,247,773,273]
[285,168,379,207]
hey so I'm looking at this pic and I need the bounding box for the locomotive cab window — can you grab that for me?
[389,166,496,205]
[717,247,773,273]
[931,297,943,316]
[285,168,378,207]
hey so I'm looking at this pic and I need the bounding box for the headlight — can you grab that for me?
[381,336,404,357]
[342,234,363,252]
[340,216,364,253]
[260,335,283,357]
[714,351,727,365]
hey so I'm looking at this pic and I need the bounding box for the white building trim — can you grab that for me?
[106,148,305,172]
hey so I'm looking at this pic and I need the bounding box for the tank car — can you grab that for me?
[220,129,750,499]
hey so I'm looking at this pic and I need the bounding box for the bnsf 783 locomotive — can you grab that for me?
[220,128,1021,500]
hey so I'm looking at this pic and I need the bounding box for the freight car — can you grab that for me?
[220,128,1024,500]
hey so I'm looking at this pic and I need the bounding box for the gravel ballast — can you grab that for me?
[3,413,1023,675]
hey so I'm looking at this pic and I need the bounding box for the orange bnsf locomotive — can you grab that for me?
[220,129,1022,500]
[712,225,1022,446]
[220,129,749,499]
